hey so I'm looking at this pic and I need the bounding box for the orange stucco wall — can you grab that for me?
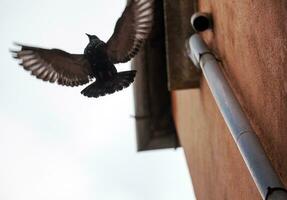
[172,1,287,199]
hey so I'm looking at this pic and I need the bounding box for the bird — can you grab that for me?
[10,0,154,98]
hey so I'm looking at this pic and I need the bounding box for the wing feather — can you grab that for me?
[11,44,93,87]
[106,0,154,64]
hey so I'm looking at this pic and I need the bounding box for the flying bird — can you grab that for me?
[11,0,154,98]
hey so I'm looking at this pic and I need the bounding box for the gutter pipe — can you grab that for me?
[187,33,287,200]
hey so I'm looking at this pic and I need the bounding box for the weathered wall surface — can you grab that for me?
[172,1,287,199]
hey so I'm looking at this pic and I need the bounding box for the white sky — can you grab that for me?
[0,0,196,199]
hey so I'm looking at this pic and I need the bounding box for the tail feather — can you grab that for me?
[81,70,136,98]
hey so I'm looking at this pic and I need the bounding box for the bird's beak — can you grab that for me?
[85,33,91,40]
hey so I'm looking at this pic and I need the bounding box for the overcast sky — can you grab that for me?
[0,0,196,199]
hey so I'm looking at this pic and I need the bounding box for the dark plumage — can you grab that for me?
[10,0,154,98]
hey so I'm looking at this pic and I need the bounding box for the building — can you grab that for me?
[133,1,287,199]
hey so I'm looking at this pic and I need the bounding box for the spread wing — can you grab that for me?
[11,44,93,87]
[106,0,154,64]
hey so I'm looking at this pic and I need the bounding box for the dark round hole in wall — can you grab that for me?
[193,16,210,32]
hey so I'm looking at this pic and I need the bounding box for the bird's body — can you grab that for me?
[84,36,117,80]
[80,35,136,97]
[11,0,154,98]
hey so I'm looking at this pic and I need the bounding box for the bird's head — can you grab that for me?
[86,33,99,42]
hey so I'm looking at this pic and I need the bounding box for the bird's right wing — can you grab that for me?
[11,44,93,87]
[106,0,154,64]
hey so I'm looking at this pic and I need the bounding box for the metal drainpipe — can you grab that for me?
[187,33,287,200]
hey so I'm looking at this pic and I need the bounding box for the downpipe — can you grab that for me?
[187,32,287,200]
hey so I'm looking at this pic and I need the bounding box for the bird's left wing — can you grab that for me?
[11,44,93,87]
[106,0,154,64]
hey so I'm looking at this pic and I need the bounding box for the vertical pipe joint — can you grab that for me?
[266,187,287,200]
